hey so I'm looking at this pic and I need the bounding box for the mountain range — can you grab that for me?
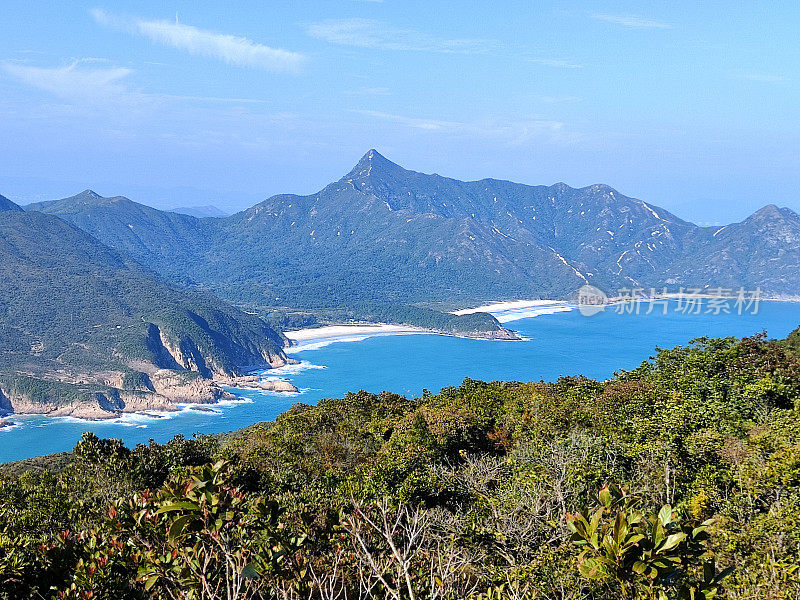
[4,149,799,417]
[25,150,800,308]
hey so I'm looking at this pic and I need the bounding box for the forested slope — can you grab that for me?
[2,329,800,598]
[0,204,287,417]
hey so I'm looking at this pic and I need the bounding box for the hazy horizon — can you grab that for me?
[1,1,797,224]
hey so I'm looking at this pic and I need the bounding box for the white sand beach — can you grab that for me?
[284,324,429,352]
[283,301,576,353]
[285,324,428,341]
[452,300,575,323]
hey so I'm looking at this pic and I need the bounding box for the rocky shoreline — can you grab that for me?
[472,328,520,340]
[214,375,299,393]
[0,369,300,421]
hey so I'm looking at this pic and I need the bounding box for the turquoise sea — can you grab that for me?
[2,300,800,463]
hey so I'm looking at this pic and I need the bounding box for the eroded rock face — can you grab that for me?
[0,389,172,420]
[146,323,184,371]
[149,370,226,403]
[148,325,213,378]
[145,323,290,378]
[0,369,303,419]
[0,327,297,419]
[95,390,125,412]
[473,328,520,341]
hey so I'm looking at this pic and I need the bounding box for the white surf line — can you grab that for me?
[451,300,576,323]
[283,324,430,353]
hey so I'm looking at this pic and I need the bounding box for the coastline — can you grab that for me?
[0,373,300,422]
[285,323,429,342]
[283,300,577,351]
[451,299,576,323]
[4,300,800,463]
[15,294,791,424]
[284,324,431,352]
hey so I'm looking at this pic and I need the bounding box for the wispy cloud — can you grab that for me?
[353,110,577,146]
[158,94,272,104]
[354,110,462,130]
[529,58,582,69]
[536,95,582,104]
[1,60,135,104]
[306,18,493,53]
[2,59,274,110]
[92,9,306,73]
[592,14,671,29]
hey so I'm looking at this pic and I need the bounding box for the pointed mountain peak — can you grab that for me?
[76,189,103,200]
[345,149,404,180]
[361,148,391,165]
[0,193,22,212]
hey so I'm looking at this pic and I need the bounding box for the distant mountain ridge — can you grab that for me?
[27,190,211,286]
[24,150,800,309]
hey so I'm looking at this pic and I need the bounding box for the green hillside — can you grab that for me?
[2,330,800,598]
[0,207,287,415]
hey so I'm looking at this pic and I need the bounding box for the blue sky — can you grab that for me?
[0,1,797,223]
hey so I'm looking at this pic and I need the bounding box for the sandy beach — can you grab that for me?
[282,301,576,352]
[452,299,575,323]
[284,324,430,352]
[285,324,428,341]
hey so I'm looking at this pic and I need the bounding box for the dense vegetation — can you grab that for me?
[0,206,286,408]
[2,331,800,599]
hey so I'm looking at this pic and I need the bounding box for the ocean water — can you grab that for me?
[2,300,800,463]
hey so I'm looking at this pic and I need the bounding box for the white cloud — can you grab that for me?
[2,59,276,110]
[92,9,306,73]
[592,14,671,29]
[353,110,576,146]
[354,110,462,130]
[529,58,582,69]
[1,60,135,103]
[306,19,493,53]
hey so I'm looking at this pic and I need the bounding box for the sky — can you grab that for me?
[0,1,798,224]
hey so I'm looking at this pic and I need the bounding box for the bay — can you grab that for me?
[2,300,799,463]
